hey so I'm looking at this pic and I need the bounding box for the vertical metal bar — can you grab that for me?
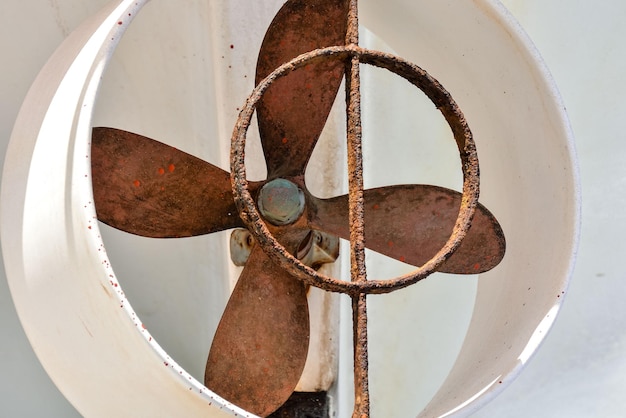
[345,3,365,280]
[351,293,370,418]
[346,0,360,45]
[345,1,370,417]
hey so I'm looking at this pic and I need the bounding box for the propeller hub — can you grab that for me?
[258,178,305,226]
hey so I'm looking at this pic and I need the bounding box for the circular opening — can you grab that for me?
[2,1,579,417]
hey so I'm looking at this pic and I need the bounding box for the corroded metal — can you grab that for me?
[206,235,310,417]
[90,0,507,416]
[344,1,370,416]
[230,45,485,296]
[207,2,352,415]
[258,178,306,226]
[230,228,339,269]
[227,0,497,414]
[297,230,340,269]
[91,127,248,238]
[230,229,256,267]
[255,0,350,178]
[309,185,506,274]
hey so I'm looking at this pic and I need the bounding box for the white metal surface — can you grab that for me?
[0,0,588,417]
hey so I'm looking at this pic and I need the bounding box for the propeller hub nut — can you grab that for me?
[258,179,305,226]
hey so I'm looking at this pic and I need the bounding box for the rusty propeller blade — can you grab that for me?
[203,1,351,413]
[205,242,310,417]
[308,185,506,274]
[91,127,247,238]
[255,0,349,178]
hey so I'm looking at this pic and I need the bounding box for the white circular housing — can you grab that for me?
[1,1,247,417]
[1,1,578,417]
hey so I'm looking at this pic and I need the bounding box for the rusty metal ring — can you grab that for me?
[231,45,479,296]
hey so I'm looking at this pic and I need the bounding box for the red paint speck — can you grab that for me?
[168,163,175,173]
[117,21,123,25]
[473,263,481,271]
[158,167,165,175]
[282,137,288,144]
[388,241,394,247]
[373,204,380,210]
[133,180,141,187]
[399,256,406,262]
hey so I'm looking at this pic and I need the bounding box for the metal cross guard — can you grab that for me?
[230,0,481,416]
[91,0,505,416]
